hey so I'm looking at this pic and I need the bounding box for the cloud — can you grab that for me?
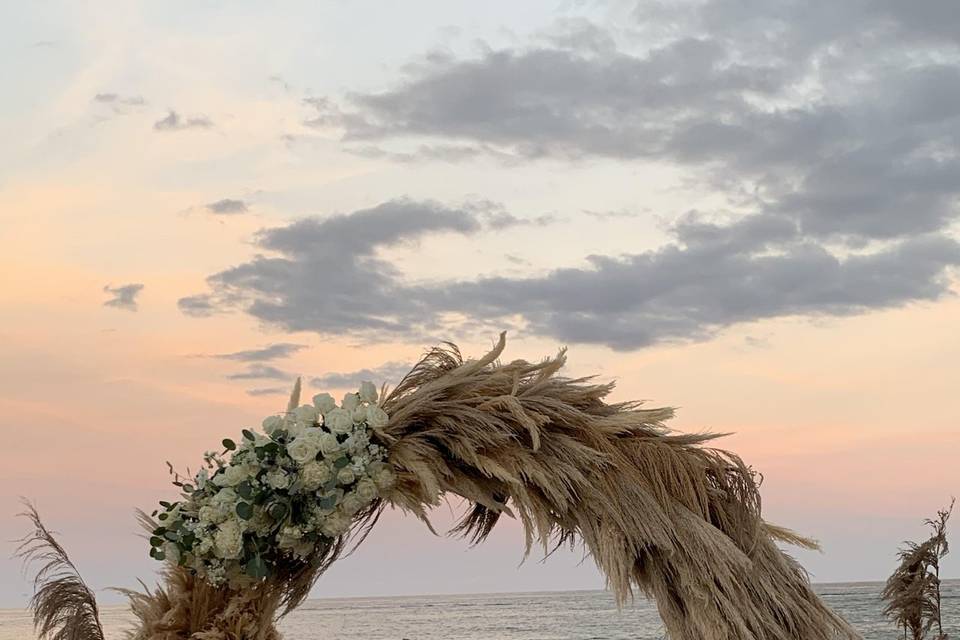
[94,93,145,106]
[245,387,288,397]
[215,343,306,362]
[153,110,213,131]
[179,198,539,336]
[180,199,960,350]
[205,198,249,215]
[178,294,219,317]
[103,283,144,311]
[317,2,960,245]
[226,364,292,380]
[180,5,960,350]
[311,361,413,389]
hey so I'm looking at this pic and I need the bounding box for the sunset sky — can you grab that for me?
[2,1,959,607]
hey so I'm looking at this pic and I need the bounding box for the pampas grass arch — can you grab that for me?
[20,334,861,640]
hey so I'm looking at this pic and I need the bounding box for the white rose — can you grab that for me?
[366,405,389,430]
[285,421,304,438]
[320,512,350,538]
[163,542,181,564]
[287,431,322,464]
[340,492,363,516]
[199,505,228,525]
[319,432,340,456]
[325,408,353,434]
[336,467,356,486]
[266,469,290,490]
[358,381,378,404]
[210,488,238,511]
[373,467,395,490]
[300,461,332,491]
[262,415,283,434]
[341,393,360,412]
[214,519,243,559]
[294,404,318,425]
[312,393,336,415]
[352,405,368,423]
[213,464,252,487]
[355,478,378,503]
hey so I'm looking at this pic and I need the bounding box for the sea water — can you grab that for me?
[1,581,956,639]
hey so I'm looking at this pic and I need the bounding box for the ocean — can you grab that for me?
[1,581,956,639]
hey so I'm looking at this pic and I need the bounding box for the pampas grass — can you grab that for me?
[18,334,861,639]
[374,333,859,639]
[16,500,105,640]
[882,499,954,640]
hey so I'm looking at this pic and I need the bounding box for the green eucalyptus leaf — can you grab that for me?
[222,438,236,451]
[242,429,255,441]
[246,555,268,579]
[236,501,254,520]
[268,502,288,520]
[149,536,164,547]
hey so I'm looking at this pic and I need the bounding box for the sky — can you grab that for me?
[1,0,959,608]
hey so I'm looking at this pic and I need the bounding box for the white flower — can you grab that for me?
[358,381,378,404]
[319,432,340,456]
[266,469,290,490]
[262,415,283,434]
[210,488,239,511]
[336,466,356,486]
[285,421,304,438]
[373,467,395,490]
[196,468,209,490]
[340,492,363,516]
[320,511,350,538]
[300,460,332,491]
[294,404,318,425]
[341,393,360,412]
[287,430,323,464]
[163,541,181,564]
[355,478,378,503]
[312,393,336,415]
[199,505,228,525]
[325,408,353,434]
[352,405,368,423]
[214,519,244,559]
[194,536,214,556]
[366,405,389,430]
[213,464,253,487]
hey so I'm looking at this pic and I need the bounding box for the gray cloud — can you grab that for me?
[226,364,292,380]
[103,283,144,311]
[311,361,413,389]
[178,294,218,317]
[215,343,306,362]
[94,93,145,107]
[182,4,960,349]
[317,1,960,245]
[246,387,288,397]
[206,199,249,215]
[154,110,213,131]
[180,199,960,350]
[179,198,544,336]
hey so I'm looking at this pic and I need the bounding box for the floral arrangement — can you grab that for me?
[148,381,394,589]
